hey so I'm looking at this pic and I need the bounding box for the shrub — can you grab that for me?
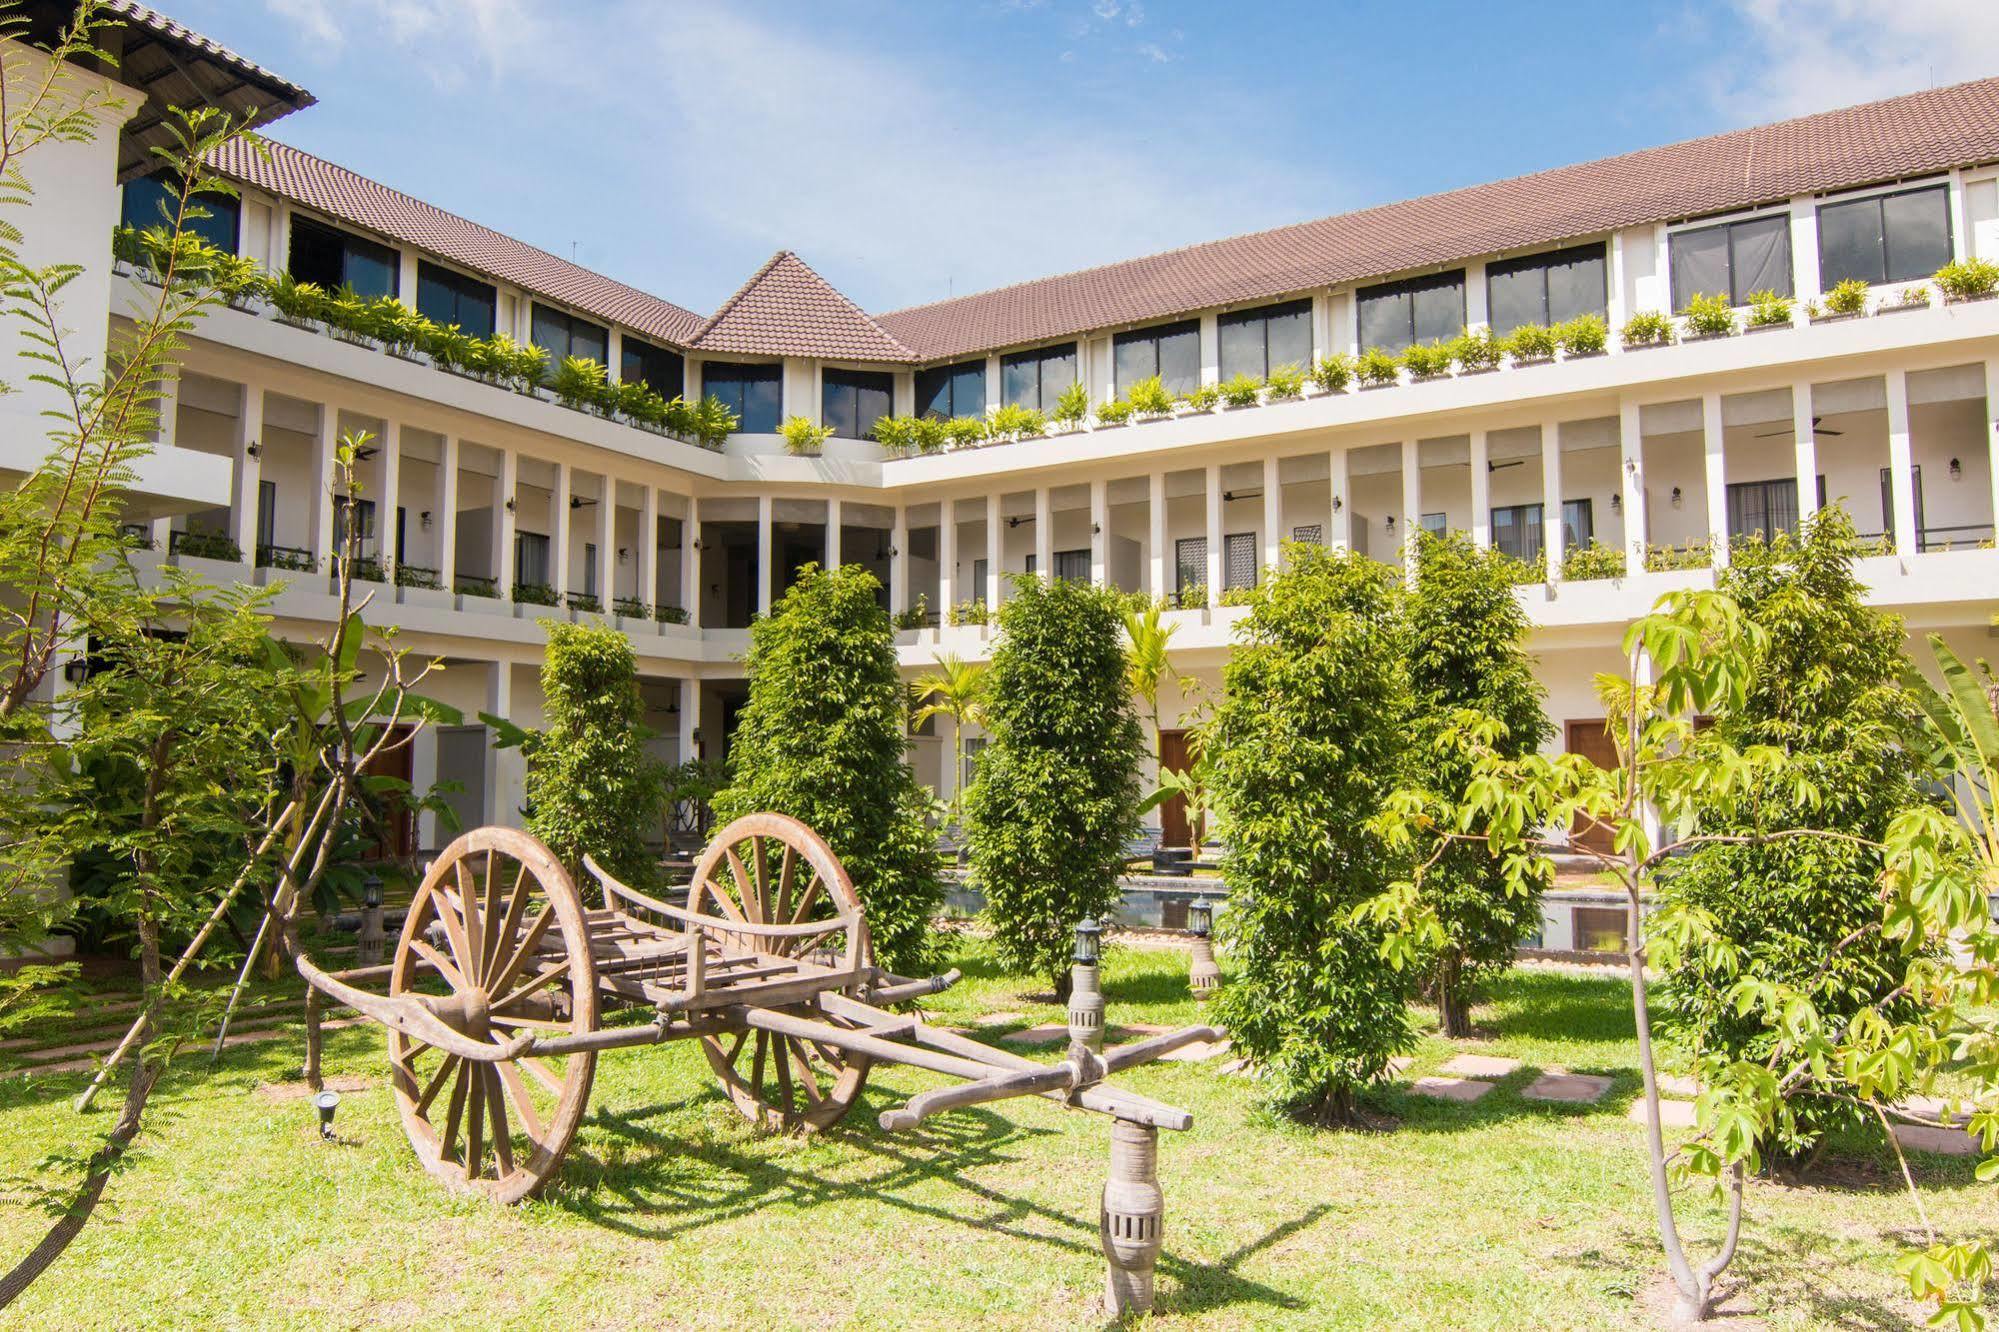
[1560,539,1626,581]
[947,597,990,627]
[1355,347,1400,386]
[1127,374,1175,418]
[512,580,560,606]
[1448,327,1503,371]
[1822,278,1870,315]
[690,394,740,448]
[1311,353,1355,392]
[1746,289,1792,327]
[1644,538,1713,571]
[988,402,1048,440]
[1095,397,1135,426]
[1218,373,1262,407]
[520,620,664,890]
[1555,313,1609,356]
[870,415,922,456]
[1621,309,1675,346]
[1405,533,1552,1036]
[1894,283,1931,307]
[170,529,241,562]
[1933,257,1999,301]
[1206,545,1416,1121]
[942,415,986,450]
[551,355,611,412]
[1504,322,1557,361]
[1182,382,1220,411]
[714,564,943,975]
[1051,380,1090,429]
[1681,292,1738,336]
[1264,363,1306,398]
[654,603,690,624]
[964,576,1144,994]
[1173,580,1207,610]
[267,272,328,324]
[613,595,648,618]
[1399,340,1453,378]
[780,415,832,456]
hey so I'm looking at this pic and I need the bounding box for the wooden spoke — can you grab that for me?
[788,1040,824,1107]
[464,1067,486,1180]
[430,883,475,980]
[775,845,797,924]
[495,1061,547,1141]
[724,845,759,924]
[703,879,747,924]
[521,1055,566,1098]
[485,903,555,999]
[407,936,464,989]
[454,858,485,984]
[439,1062,470,1164]
[786,873,824,927]
[486,1068,514,1177]
[479,847,503,982]
[414,1053,461,1117]
[494,956,572,1012]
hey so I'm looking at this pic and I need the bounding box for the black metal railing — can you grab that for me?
[454,573,500,598]
[256,542,316,572]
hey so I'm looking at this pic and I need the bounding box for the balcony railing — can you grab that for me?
[454,573,500,598]
[256,542,316,572]
[168,529,242,561]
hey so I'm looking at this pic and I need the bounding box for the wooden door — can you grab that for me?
[1564,719,1620,855]
[1157,729,1196,849]
[361,725,416,860]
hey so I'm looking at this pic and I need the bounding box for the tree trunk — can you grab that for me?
[1437,952,1471,1038]
[1053,969,1073,1005]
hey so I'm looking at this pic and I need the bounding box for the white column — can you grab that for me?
[1541,422,1563,585]
[756,492,774,617]
[551,461,572,599]
[1886,369,1917,558]
[1987,358,1999,544]
[594,474,614,602]
[1262,455,1282,576]
[485,660,520,826]
[1033,486,1052,578]
[1788,199,1821,310]
[678,677,698,763]
[1328,448,1351,552]
[377,420,401,571]
[1619,400,1647,570]
[637,484,658,610]
[984,355,1002,414]
[308,402,338,568]
[1198,312,1220,385]
[890,504,909,612]
[1089,479,1108,587]
[495,448,517,592]
[412,725,439,851]
[682,495,701,628]
[1793,382,1819,523]
[1702,392,1730,569]
[1469,429,1491,550]
[984,493,1000,609]
[1203,464,1222,608]
[1400,438,1420,583]
[825,496,842,570]
[1147,471,1166,599]
[938,497,957,616]
[229,381,262,567]
[436,434,459,589]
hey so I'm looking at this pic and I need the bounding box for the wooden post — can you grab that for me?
[1101,1118,1165,1315]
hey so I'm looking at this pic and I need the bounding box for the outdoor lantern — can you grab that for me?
[1074,917,1102,965]
[1069,918,1106,1053]
[1671,486,1683,508]
[312,1089,341,1140]
[1949,457,1962,480]
[63,656,88,685]
[1188,897,1212,938]
[1187,898,1221,1000]
[362,876,382,910]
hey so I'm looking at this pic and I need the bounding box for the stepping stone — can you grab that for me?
[1161,1038,1230,1062]
[1627,1098,1698,1128]
[1893,1123,1979,1158]
[1903,1095,1972,1125]
[973,1011,1027,1027]
[1441,1054,1520,1079]
[1411,1075,1495,1103]
[1523,1071,1613,1104]
[1657,1074,1700,1099]
[1218,1057,1260,1079]
[997,1024,1068,1046]
[1386,1055,1414,1077]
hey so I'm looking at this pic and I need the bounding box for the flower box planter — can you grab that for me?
[1510,354,1554,369]
[274,314,320,333]
[1456,364,1501,376]
[1407,372,1450,385]
[1358,380,1400,391]
[396,586,454,610]
[1622,339,1674,351]
[330,330,379,351]
[384,347,426,364]
[1944,291,1999,306]
[458,592,511,616]
[1680,330,1736,343]
[1744,321,1791,335]
[171,552,248,585]
[1881,298,1931,315]
[1810,310,1863,325]
[1560,348,1609,361]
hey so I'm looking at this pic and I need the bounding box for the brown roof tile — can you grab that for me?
[874,76,1999,363]
[690,251,915,362]
[208,136,705,347]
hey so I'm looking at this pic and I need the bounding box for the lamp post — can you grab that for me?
[357,874,385,967]
[1067,917,1104,1053]
[1187,897,1219,1000]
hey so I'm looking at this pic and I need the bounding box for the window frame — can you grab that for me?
[122,174,240,254]
[915,359,986,420]
[1218,298,1314,381]
[1000,342,1079,413]
[288,214,399,299]
[530,301,609,369]
[1173,536,1207,599]
[701,360,783,435]
[1815,181,1954,289]
[1354,269,1466,355]
[1113,317,1201,396]
[821,366,895,440]
[620,334,685,401]
[415,259,496,339]
[1668,209,1794,308]
[1483,241,1608,335]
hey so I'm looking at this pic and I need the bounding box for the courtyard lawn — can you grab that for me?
[0,940,1987,1330]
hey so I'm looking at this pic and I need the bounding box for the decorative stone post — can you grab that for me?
[1100,1117,1165,1315]
[356,874,386,967]
[1068,917,1104,1053]
[1186,897,1219,1000]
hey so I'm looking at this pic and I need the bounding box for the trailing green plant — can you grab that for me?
[1399,340,1453,378]
[1182,382,1220,411]
[987,402,1047,440]
[1645,538,1714,572]
[1503,322,1557,361]
[1264,363,1306,398]
[1681,292,1739,337]
[1448,327,1504,371]
[1218,372,1263,407]
[892,595,929,630]
[1311,353,1355,392]
[1621,309,1675,347]
[1355,347,1401,386]
[1822,278,1870,315]
[780,414,833,456]
[1206,545,1416,1122]
[1559,539,1626,580]
[654,602,689,624]
[1173,580,1208,610]
[1746,289,1793,328]
[715,564,943,974]
[1095,397,1135,426]
[964,575,1144,994]
[1555,313,1609,356]
[566,591,602,614]
[1126,374,1175,418]
[1051,380,1091,429]
[1933,257,1999,301]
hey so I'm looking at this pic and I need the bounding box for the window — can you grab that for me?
[916,360,985,419]
[1485,243,1607,335]
[620,335,685,400]
[1356,270,1465,355]
[289,216,398,299]
[1670,213,1791,307]
[514,531,550,587]
[1878,466,1927,548]
[1818,184,1952,288]
[1001,343,1078,413]
[1291,523,1323,544]
[1572,906,1628,954]
[1420,512,1449,537]
[1053,549,1091,582]
[822,368,894,439]
[1222,532,1256,591]
[333,495,377,558]
[700,362,781,434]
[971,558,988,593]
[1563,499,1593,552]
[415,261,496,338]
[1174,537,1206,599]
[121,175,239,253]
[1113,319,1200,396]
[1491,501,1592,563]
[256,480,275,551]
[583,544,598,598]
[1219,299,1313,380]
[1727,478,1799,542]
[531,302,608,368]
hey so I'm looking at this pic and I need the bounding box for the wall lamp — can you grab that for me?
[1385,515,1396,531]
[244,440,262,458]
[1949,457,1962,481]
[419,510,433,530]
[505,496,517,513]
[63,656,89,685]
[617,547,630,565]
[1006,515,1035,529]
[1670,486,1683,509]
[1332,495,1343,512]
[1609,494,1621,513]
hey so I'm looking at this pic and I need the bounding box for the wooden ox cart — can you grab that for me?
[296,813,1218,1314]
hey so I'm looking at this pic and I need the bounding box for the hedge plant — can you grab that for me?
[963,575,1144,994]
[713,564,943,976]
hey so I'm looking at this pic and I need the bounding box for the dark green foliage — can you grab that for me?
[523,620,663,891]
[964,575,1144,992]
[1206,545,1417,1121]
[1657,507,1931,1152]
[1407,532,1552,1035]
[714,564,942,975]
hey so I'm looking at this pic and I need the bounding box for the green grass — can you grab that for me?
[0,942,1989,1330]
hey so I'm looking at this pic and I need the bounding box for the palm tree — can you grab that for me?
[1123,603,1177,761]
[912,653,988,809]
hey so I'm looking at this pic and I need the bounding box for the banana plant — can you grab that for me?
[1905,634,1999,875]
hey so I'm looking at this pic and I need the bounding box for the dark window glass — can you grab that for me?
[1485,243,1607,335]
[121,175,239,253]
[1113,318,1200,395]
[701,361,782,434]
[1491,503,1544,564]
[415,261,496,338]
[1562,498,1593,552]
[531,303,609,368]
[1355,271,1465,354]
[916,360,985,419]
[1053,549,1091,582]
[514,531,550,587]
[1819,185,1952,288]
[1671,213,1792,307]
[1000,343,1078,412]
[289,216,398,299]
[823,367,894,439]
[1218,298,1313,379]
[1727,478,1800,542]
[1174,537,1206,597]
[620,335,685,400]
[1420,512,1449,537]
[1222,532,1256,590]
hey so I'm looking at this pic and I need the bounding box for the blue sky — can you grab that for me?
[165,0,1998,318]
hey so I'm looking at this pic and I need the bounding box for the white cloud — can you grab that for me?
[1713,0,1999,120]
[261,0,545,87]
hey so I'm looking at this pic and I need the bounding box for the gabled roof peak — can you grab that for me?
[692,250,915,364]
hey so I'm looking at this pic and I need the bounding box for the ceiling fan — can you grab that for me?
[1754,415,1843,439]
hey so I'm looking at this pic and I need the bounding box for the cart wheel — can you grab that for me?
[692,813,873,1132]
[388,827,599,1202]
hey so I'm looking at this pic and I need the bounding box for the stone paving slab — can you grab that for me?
[1627,1098,1698,1128]
[1387,1055,1414,1078]
[1903,1094,1973,1124]
[1441,1053,1521,1079]
[1657,1074,1700,1099]
[1522,1071,1614,1104]
[1893,1123,1980,1157]
[973,1011,1027,1027]
[1411,1075,1496,1103]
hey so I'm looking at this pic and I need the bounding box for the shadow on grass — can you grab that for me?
[1474,970,1634,1046]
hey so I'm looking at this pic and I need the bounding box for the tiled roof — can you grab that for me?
[690,251,916,363]
[208,137,706,347]
[873,75,1999,363]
